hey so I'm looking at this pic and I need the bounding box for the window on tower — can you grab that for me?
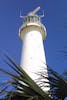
[24,16,40,23]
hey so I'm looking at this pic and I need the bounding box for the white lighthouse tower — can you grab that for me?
[19,7,49,92]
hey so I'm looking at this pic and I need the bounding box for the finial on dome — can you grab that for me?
[20,6,44,19]
[28,6,40,16]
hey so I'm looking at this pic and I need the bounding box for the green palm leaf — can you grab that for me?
[0,54,51,100]
[37,66,67,100]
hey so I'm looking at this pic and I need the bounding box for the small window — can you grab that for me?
[28,17,30,22]
[24,16,40,23]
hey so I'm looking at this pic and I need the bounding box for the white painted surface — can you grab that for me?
[19,22,50,92]
[21,30,46,78]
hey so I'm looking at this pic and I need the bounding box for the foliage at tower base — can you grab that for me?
[37,66,67,100]
[0,54,67,100]
[0,55,51,100]
[48,67,67,100]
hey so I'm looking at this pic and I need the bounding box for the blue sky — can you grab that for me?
[0,0,67,99]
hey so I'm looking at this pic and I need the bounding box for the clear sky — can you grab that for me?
[0,0,67,85]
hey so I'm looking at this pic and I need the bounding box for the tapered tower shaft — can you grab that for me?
[19,7,49,92]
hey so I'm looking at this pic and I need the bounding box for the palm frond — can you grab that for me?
[37,66,67,100]
[0,54,51,100]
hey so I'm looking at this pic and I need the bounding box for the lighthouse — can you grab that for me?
[19,7,49,92]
